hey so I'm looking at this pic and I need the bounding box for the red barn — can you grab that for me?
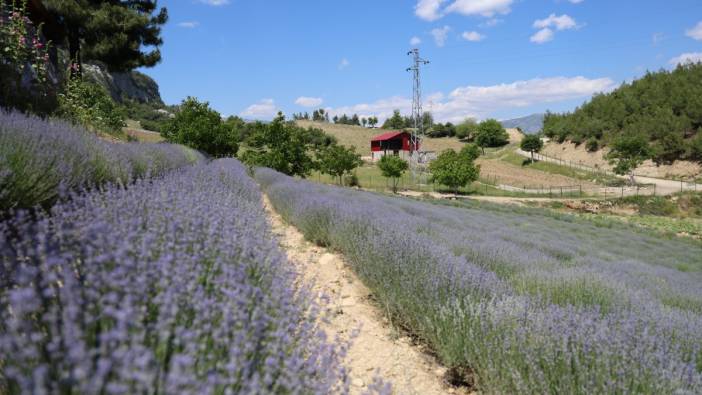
[370,131,420,161]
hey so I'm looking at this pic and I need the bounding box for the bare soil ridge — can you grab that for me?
[262,195,461,395]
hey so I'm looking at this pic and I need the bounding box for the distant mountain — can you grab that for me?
[501,114,544,134]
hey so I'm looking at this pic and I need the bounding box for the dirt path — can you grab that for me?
[262,195,459,395]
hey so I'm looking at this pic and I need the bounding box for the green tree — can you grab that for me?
[429,149,480,194]
[691,130,702,162]
[382,110,406,129]
[378,155,409,193]
[520,135,544,162]
[317,144,362,185]
[474,119,509,153]
[455,118,479,140]
[242,113,319,177]
[606,134,653,185]
[162,97,238,158]
[460,144,481,161]
[44,0,168,73]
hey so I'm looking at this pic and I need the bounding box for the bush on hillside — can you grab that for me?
[475,119,509,152]
[58,77,126,134]
[162,97,238,158]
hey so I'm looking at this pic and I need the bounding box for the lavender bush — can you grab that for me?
[0,110,204,211]
[0,159,348,394]
[257,168,702,394]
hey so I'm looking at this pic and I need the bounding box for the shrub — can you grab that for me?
[0,160,347,394]
[317,144,362,184]
[429,149,480,193]
[58,77,126,134]
[586,137,599,152]
[162,97,238,158]
[475,119,509,152]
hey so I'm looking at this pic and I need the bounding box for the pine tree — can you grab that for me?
[44,0,168,73]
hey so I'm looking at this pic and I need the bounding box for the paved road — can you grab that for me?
[515,149,702,196]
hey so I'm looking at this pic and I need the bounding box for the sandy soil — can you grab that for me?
[263,195,462,395]
[542,141,701,179]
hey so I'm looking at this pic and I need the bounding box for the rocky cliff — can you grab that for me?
[84,62,164,105]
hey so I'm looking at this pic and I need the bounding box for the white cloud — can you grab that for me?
[431,26,451,47]
[410,36,422,46]
[533,14,578,30]
[295,97,324,108]
[338,58,350,70]
[446,0,513,18]
[462,31,485,42]
[415,0,445,21]
[200,0,229,7]
[327,76,614,124]
[568,0,584,3]
[415,0,512,21]
[199,0,229,5]
[652,32,664,45]
[178,21,199,28]
[530,28,554,44]
[240,99,278,119]
[686,21,702,41]
[669,52,702,66]
[531,14,579,44]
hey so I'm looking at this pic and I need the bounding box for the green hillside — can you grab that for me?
[543,63,702,164]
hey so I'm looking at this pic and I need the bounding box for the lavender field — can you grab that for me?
[257,168,702,394]
[0,110,203,211]
[0,160,347,394]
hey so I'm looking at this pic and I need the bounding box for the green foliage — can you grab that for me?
[586,137,599,152]
[0,1,55,114]
[317,144,362,184]
[543,64,702,163]
[427,122,456,138]
[162,97,237,158]
[460,144,481,161]
[606,134,653,182]
[619,196,678,217]
[382,110,407,130]
[688,130,702,161]
[242,113,323,177]
[58,77,125,134]
[475,119,509,152]
[429,149,480,193]
[520,135,544,161]
[455,118,478,140]
[44,0,168,72]
[377,155,409,193]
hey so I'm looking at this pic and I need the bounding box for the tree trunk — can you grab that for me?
[531,151,534,162]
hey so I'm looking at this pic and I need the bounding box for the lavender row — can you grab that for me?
[256,168,702,394]
[0,159,347,394]
[0,110,204,211]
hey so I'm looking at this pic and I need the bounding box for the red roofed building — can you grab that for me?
[370,131,420,161]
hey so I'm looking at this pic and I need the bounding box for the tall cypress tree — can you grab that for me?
[43,0,168,73]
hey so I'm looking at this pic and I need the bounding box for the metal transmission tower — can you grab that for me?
[406,49,429,175]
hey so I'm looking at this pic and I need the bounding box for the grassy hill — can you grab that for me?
[295,120,467,156]
[543,63,702,165]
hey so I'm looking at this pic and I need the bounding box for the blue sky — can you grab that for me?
[144,0,702,122]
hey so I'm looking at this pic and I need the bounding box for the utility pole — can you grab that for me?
[406,48,429,181]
